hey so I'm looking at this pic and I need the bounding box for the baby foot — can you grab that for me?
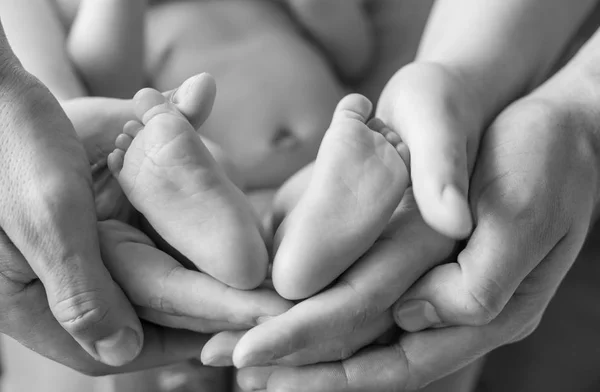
[108,79,268,290]
[272,94,409,300]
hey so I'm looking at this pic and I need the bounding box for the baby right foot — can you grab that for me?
[272,94,409,300]
[108,75,268,289]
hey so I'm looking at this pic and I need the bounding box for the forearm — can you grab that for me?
[0,0,86,99]
[417,0,597,121]
[67,0,147,98]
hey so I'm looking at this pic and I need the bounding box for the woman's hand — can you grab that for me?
[227,29,600,391]
[199,167,456,384]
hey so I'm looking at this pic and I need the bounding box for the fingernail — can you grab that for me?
[94,327,141,366]
[202,355,233,367]
[394,300,441,332]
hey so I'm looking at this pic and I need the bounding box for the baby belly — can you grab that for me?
[146,0,297,90]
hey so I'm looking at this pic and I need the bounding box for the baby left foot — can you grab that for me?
[272,94,409,300]
[108,77,268,289]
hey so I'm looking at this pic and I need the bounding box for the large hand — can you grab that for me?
[86,75,293,368]
[0,45,143,369]
[0,63,291,375]
[228,29,600,391]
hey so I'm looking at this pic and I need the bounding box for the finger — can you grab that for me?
[392,217,562,331]
[163,72,217,129]
[136,307,244,333]
[202,330,247,367]
[377,64,474,239]
[233,200,454,367]
[0,239,210,376]
[259,314,394,367]
[117,323,210,374]
[98,220,292,325]
[206,314,393,369]
[261,277,558,392]
[236,366,279,392]
[393,117,589,331]
[0,83,143,366]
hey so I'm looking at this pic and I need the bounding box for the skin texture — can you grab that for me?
[109,76,269,290]
[0,51,293,374]
[376,0,596,239]
[204,26,600,392]
[67,0,147,98]
[272,95,409,300]
[146,0,344,189]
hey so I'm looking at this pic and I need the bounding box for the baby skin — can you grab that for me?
[272,94,410,300]
[108,74,268,290]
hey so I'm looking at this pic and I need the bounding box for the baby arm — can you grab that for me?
[0,0,86,99]
[67,0,147,98]
[376,0,598,239]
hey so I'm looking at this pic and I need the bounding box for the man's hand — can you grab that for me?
[0,50,144,367]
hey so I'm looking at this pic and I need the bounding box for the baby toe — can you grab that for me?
[107,149,126,176]
[115,133,134,151]
[123,120,144,138]
[333,94,373,124]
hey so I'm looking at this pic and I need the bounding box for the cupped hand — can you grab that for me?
[227,32,600,390]
[0,47,147,372]
[0,62,291,375]
[199,159,456,385]
[376,62,485,239]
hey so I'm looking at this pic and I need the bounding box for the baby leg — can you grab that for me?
[108,75,268,289]
[287,0,373,80]
[272,94,409,300]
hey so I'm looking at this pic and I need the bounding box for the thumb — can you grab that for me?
[0,78,143,366]
[33,166,143,368]
[377,64,474,239]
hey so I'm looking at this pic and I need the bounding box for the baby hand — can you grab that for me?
[377,62,485,239]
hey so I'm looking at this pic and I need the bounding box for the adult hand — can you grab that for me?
[375,62,482,239]
[0,34,146,370]
[0,53,291,375]
[199,161,456,387]
[226,29,600,391]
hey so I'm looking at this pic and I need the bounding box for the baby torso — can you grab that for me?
[147,0,344,189]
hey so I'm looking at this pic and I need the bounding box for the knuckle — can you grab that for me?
[148,265,184,314]
[0,230,36,295]
[390,344,412,391]
[463,281,504,326]
[337,279,383,330]
[52,288,110,336]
